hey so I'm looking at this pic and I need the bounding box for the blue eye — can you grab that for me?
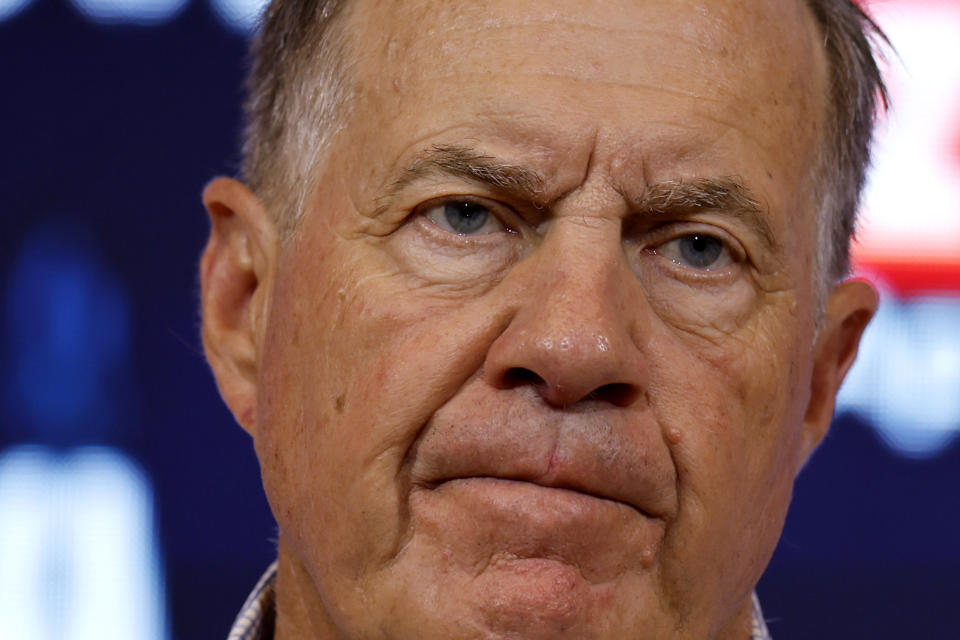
[422,199,505,235]
[655,233,732,270]
[679,234,723,268]
[444,201,490,234]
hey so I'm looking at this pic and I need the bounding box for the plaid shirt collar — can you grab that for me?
[227,561,277,640]
[751,591,773,640]
[228,562,773,640]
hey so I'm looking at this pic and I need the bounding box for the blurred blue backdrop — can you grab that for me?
[0,0,957,638]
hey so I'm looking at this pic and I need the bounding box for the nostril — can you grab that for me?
[589,382,640,407]
[499,367,640,408]
[501,367,544,389]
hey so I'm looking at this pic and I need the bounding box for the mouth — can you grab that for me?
[421,473,661,521]
[408,424,676,525]
[403,394,678,531]
[407,473,668,581]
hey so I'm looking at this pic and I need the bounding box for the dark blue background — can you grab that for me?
[1,2,957,638]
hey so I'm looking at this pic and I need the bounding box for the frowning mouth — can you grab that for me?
[404,409,678,525]
[421,475,661,521]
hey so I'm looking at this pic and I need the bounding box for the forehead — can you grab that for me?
[337,0,826,222]
[354,0,816,81]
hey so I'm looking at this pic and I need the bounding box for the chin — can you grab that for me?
[398,559,669,640]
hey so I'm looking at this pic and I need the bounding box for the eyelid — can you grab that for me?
[412,195,523,234]
[640,221,747,263]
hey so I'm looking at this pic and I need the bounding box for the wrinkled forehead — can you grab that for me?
[335,0,828,230]
[345,0,826,108]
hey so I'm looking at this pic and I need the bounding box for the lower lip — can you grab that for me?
[434,475,634,514]
[410,476,662,577]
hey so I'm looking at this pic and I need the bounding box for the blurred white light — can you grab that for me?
[0,0,32,21]
[210,0,268,32]
[859,2,960,261]
[0,446,168,640]
[69,0,188,25]
[838,293,960,458]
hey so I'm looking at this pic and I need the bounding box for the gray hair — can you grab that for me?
[805,0,889,292]
[240,0,888,290]
[242,0,349,237]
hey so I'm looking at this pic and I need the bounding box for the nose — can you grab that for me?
[483,228,648,408]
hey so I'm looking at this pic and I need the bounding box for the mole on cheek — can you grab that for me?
[665,427,684,445]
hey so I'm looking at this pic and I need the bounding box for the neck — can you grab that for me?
[274,543,340,640]
[715,597,761,640]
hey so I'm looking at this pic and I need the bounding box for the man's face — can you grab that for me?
[203,0,875,637]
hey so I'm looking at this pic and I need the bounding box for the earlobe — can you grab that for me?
[798,279,878,467]
[200,177,277,436]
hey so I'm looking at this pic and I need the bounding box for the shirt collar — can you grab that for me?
[227,561,277,640]
[751,591,773,640]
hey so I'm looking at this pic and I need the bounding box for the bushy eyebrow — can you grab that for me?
[633,177,779,252]
[386,144,546,202]
[383,145,778,252]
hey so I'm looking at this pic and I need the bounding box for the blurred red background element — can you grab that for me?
[855,0,960,296]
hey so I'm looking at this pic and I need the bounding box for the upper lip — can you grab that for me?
[407,410,676,521]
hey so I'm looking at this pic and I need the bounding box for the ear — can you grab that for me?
[200,177,277,436]
[797,278,878,467]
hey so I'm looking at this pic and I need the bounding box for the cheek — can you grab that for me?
[254,227,410,569]
[651,286,811,455]
[254,245,351,558]
[256,225,520,576]
[647,294,813,614]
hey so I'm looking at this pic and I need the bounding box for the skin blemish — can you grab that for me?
[335,394,346,413]
[639,545,656,569]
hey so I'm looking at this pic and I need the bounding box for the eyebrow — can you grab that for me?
[385,144,546,203]
[383,145,778,252]
[633,177,779,252]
